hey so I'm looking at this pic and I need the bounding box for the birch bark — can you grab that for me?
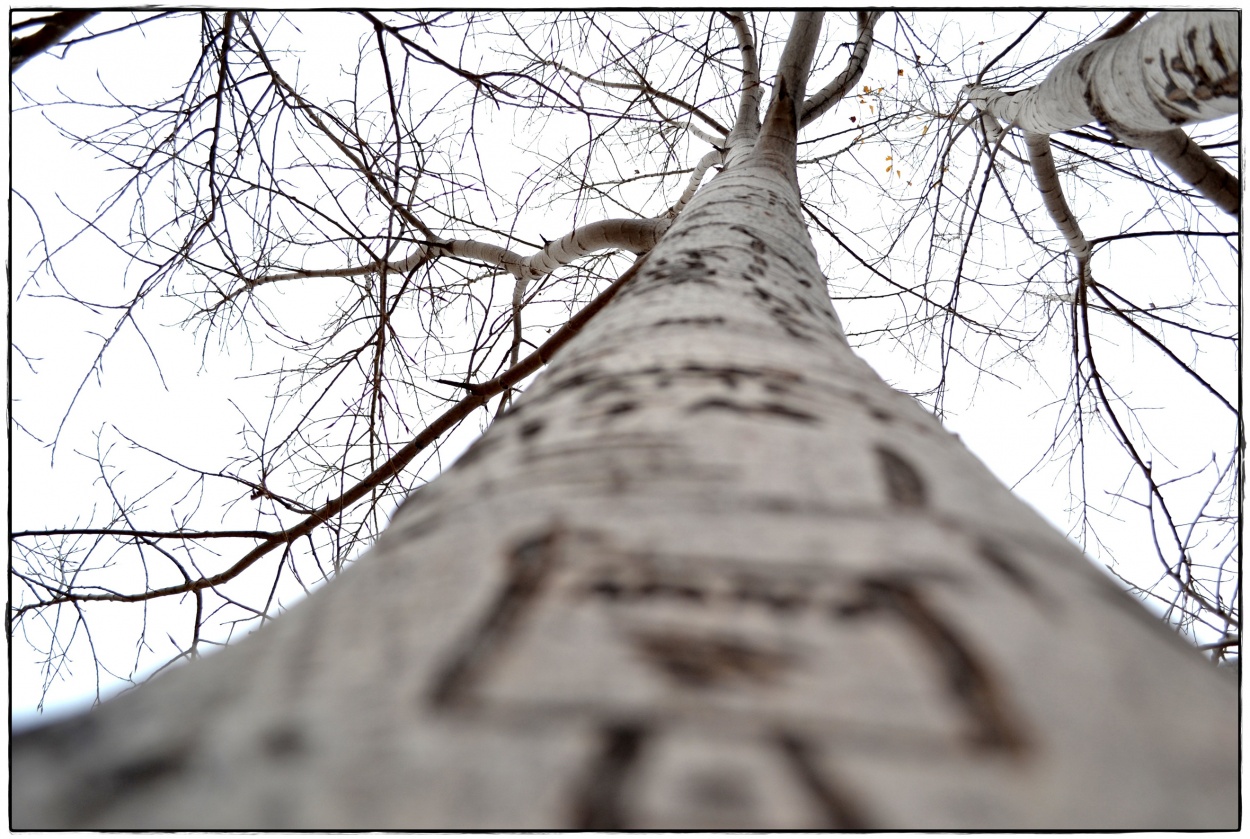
[966,11,1238,133]
[12,12,1237,830]
[970,11,1238,218]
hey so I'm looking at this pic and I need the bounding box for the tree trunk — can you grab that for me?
[968,11,1239,217]
[967,11,1238,134]
[12,79,1237,830]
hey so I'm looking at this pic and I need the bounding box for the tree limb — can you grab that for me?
[1111,127,1239,216]
[11,11,96,72]
[1025,131,1092,277]
[15,251,653,615]
[801,12,883,127]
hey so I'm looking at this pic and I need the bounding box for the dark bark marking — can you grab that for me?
[584,570,706,605]
[63,739,195,824]
[728,224,769,255]
[544,370,596,396]
[582,375,634,402]
[875,445,927,508]
[569,721,649,829]
[639,580,705,601]
[976,539,1044,605]
[688,397,819,424]
[426,528,561,708]
[732,574,809,613]
[629,629,795,689]
[680,362,743,389]
[261,724,306,760]
[853,577,1030,755]
[585,561,823,616]
[653,315,726,328]
[774,731,872,829]
[603,401,638,417]
[1207,24,1232,77]
[776,322,816,342]
[1077,51,1096,79]
[641,246,732,292]
[760,378,797,396]
[518,418,545,439]
[675,363,803,391]
[587,577,626,599]
[106,741,193,794]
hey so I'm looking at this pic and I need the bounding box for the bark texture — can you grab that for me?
[973,11,1239,276]
[967,11,1238,133]
[12,123,1237,831]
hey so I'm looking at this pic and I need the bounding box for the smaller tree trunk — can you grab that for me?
[967,11,1238,133]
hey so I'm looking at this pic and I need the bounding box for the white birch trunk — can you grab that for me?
[967,11,1238,134]
[971,11,1239,273]
[12,24,1237,829]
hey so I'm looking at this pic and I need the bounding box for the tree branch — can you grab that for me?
[11,11,96,72]
[15,251,653,616]
[801,12,883,127]
[1025,131,1092,277]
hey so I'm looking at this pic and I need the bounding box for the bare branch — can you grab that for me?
[11,11,96,72]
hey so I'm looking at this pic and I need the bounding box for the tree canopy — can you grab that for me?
[11,10,1238,719]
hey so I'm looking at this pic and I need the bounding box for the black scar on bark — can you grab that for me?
[583,561,707,605]
[976,539,1047,607]
[261,724,307,760]
[732,574,809,613]
[582,375,634,403]
[426,528,560,708]
[874,446,926,508]
[65,739,196,825]
[603,401,638,417]
[628,628,796,689]
[652,316,727,328]
[774,731,873,829]
[518,418,546,439]
[688,398,819,424]
[860,576,1030,754]
[569,721,650,829]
